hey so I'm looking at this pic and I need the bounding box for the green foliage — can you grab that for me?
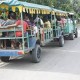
[51,0,73,11]
[72,0,80,18]
[18,0,80,17]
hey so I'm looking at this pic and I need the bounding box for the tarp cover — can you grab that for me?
[0,0,51,10]
[19,1,51,10]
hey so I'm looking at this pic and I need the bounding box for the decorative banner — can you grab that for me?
[17,6,23,13]
[12,6,16,12]
[29,8,32,14]
[23,7,25,12]
[42,10,44,14]
[35,9,38,14]
[31,9,35,14]
[65,14,68,16]
[0,4,8,10]
[48,10,51,14]
[25,7,28,13]
[38,10,40,14]
[51,11,55,15]
[56,13,59,15]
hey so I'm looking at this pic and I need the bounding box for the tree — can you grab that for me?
[51,0,73,11]
[72,0,80,17]
[72,0,80,13]
[18,0,78,13]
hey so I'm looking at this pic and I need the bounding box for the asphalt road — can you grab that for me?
[0,25,80,80]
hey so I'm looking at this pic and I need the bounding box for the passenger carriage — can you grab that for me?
[63,12,78,39]
[0,0,42,63]
[52,9,78,46]
[0,0,78,63]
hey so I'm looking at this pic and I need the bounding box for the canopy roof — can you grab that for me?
[53,9,67,14]
[0,0,68,15]
[0,0,19,5]
[53,8,67,16]
[0,0,52,14]
[18,1,51,10]
[0,0,51,10]
[68,12,74,15]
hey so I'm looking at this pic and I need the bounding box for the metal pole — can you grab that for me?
[21,12,25,50]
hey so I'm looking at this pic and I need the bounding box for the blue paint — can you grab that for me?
[29,37,36,48]
[0,50,23,57]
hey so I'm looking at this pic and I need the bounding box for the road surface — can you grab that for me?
[0,25,80,80]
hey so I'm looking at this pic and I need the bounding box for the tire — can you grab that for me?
[31,44,41,63]
[1,57,10,62]
[75,29,78,38]
[59,35,64,47]
[69,33,74,40]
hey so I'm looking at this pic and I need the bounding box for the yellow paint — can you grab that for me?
[17,6,23,13]
[51,11,55,15]
[23,7,25,12]
[32,9,35,14]
[38,10,40,14]
[25,7,28,13]
[0,4,8,10]
[12,6,16,12]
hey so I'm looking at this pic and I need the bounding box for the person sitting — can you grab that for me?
[34,15,44,29]
[24,13,31,27]
[1,12,17,37]
[30,17,38,35]
[0,12,17,49]
[3,12,16,26]
[56,17,63,27]
[0,16,6,36]
[0,12,29,49]
[6,14,29,49]
[61,16,66,27]
[44,17,51,28]
[0,16,6,26]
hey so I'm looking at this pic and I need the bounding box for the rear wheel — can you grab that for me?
[1,57,10,62]
[31,44,41,63]
[69,33,74,40]
[75,29,78,38]
[59,35,64,47]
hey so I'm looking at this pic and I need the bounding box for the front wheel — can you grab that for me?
[31,44,41,63]
[1,57,10,62]
[69,33,74,40]
[75,29,78,38]
[59,35,64,47]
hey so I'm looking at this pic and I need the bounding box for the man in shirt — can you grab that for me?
[7,15,29,49]
[1,12,29,49]
[0,12,17,48]
[7,19,29,37]
[34,15,44,28]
